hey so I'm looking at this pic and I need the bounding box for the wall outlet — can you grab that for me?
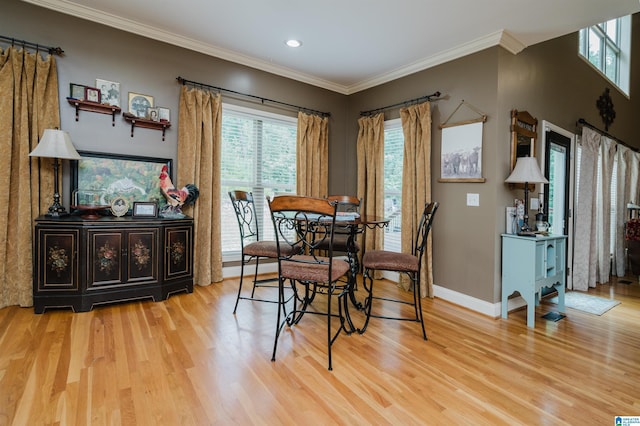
[467,193,479,206]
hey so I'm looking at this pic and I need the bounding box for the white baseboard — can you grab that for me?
[433,284,526,318]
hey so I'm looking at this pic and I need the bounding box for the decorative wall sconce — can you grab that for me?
[596,87,615,131]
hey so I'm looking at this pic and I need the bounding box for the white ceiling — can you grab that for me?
[24,0,640,94]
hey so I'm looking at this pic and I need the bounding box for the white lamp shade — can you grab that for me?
[29,129,81,160]
[505,157,548,184]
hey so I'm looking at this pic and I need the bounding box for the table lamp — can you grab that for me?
[29,129,81,217]
[505,156,548,233]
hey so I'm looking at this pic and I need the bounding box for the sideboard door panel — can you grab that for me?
[37,229,79,291]
[88,231,124,287]
[165,226,192,280]
[127,229,159,283]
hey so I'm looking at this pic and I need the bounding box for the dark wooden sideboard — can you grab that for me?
[33,215,193,313]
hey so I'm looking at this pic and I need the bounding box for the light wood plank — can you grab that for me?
[0,275,638,425]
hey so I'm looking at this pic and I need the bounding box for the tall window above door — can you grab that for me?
[220,104,297,260]
[384,118,403,252]
[578,15,631,96]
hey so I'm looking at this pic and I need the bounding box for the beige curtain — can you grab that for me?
[0,47,60,308]
[613,145,633,276]
[400,102,433,297]
[296,111,328,197]
[178,85,223,285]
[356,113,385,259]
[596,137,615,283]
[572,127,600,290]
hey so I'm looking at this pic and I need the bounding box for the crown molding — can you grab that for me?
[23,0,528,95]
[346,30,526,94]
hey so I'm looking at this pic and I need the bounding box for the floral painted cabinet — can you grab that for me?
[88,228,159,288]
[35,228,80,292]
[34,216,193,313]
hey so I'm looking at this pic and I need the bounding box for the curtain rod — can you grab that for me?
[360,91,441,116]
[576,118,636,152]
[0,34,64,55]
[176,76,330,118]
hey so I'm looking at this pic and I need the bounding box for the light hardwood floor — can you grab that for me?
[1,275,639,425]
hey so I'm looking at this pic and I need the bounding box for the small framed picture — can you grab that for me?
[128,92,154,118]
[158,107,170,122]
[96,78,120,107]
[85,86,101,103]
[147,107,160,122]
[133,202,158,218]
[110,196,129,217]
[70,83,86,100]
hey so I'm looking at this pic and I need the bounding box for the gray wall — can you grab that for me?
[2,0,348,193]
[3,0,639,308]
[347,15,640,304]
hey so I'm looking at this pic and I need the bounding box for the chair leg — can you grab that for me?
[251,257,260,298]
[412,274,427,340]
[358,268,375,334]
[272,276,290,362]
[233,255,247,314]
[327,284,333,371]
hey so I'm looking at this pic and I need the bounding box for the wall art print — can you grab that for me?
[71,151,173,209]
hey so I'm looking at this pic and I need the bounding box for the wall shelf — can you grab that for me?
[123,112,171,141]
[67,98,121,126]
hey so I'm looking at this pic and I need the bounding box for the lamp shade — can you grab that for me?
[29,129,81,160]
[505,157,548,184]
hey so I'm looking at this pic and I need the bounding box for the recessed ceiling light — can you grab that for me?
[285,39,302,48]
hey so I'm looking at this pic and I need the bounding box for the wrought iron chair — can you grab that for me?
[229,190,295,314]
[313,195,362,266]
[360,201,439,339]
[268,195,352,370]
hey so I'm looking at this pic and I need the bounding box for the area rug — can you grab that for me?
[548,292,620,316]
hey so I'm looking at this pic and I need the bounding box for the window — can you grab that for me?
[384,119,403,252]
[578,15,631,95]
[220,104,297,260]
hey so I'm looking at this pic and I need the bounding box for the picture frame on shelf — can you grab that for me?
[128,92,154,118]
[71,151,172,209]
[158,107,170,122]
[85,86,101,103]
[147,107,160,122]
[69,83,86,100]
[133,202,158,218]
[96,78,120,107]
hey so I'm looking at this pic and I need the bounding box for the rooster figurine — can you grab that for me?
[158,165,199,217]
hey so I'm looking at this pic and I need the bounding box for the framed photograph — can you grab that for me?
[70,83,86,100]
[85,86,101,103]
[110,196,130,217]
[158,107,171,122]
[96,78,120,107]
[439,120,486,183]
[147,107,160,122]
[128,92,154,118]
[133,202,158,218]
[71,151,172,208]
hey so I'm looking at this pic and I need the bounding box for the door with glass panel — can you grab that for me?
[541,121,574,287]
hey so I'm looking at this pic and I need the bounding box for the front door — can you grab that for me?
[541,121,575,288]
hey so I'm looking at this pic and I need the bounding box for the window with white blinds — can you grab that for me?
[220,104,297,260]
[384,119,403,252]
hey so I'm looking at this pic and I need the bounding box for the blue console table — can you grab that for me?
[501,233,567,327]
